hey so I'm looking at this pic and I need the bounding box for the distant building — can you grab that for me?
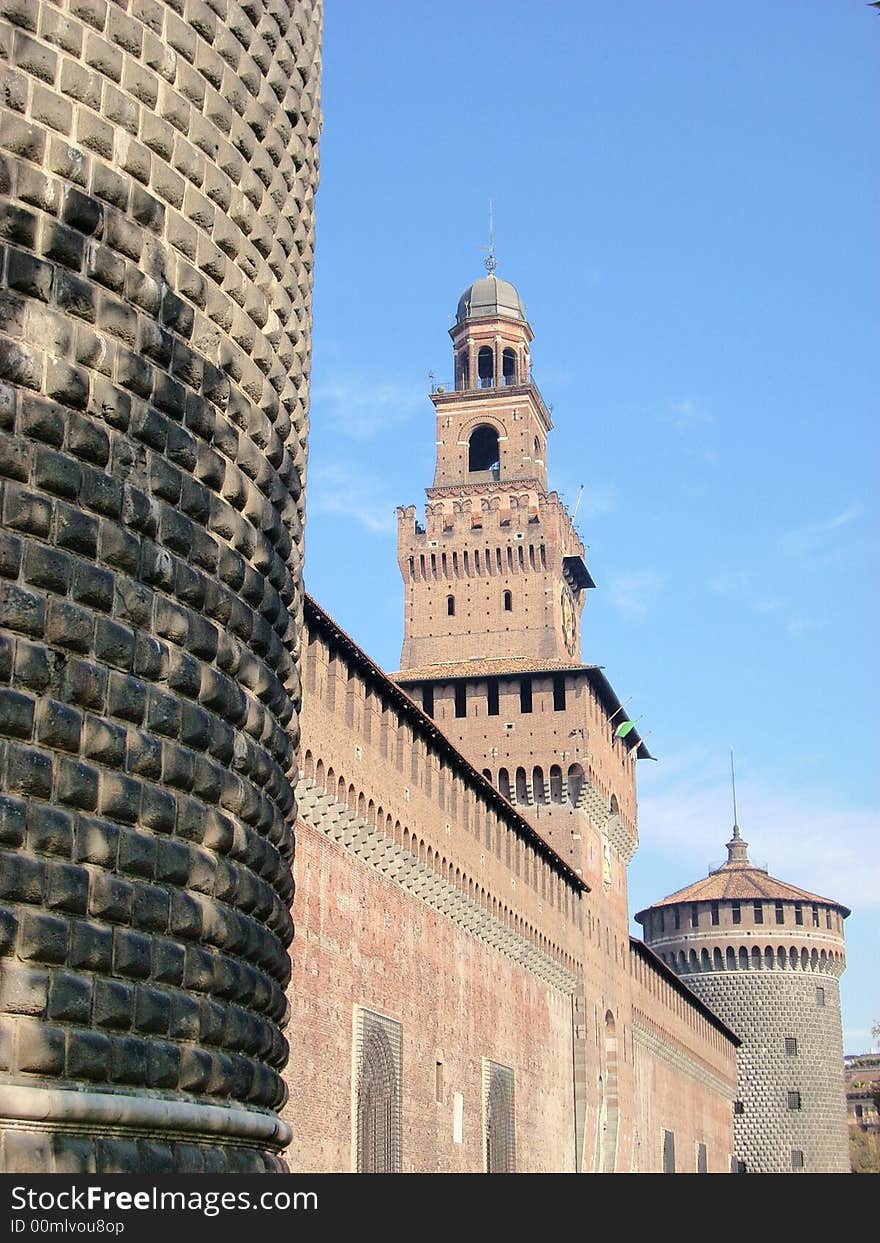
[846,1053,880,1133]
[637,827,850,1172]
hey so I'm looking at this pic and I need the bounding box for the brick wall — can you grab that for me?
[289,599,738,1172]
[628,942,737,1173]
[284,820,576,1172]
[0,0,320,1173]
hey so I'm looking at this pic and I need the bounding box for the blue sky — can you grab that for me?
[303,2,878,1050]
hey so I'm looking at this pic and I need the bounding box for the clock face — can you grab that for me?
[560,586,577,656]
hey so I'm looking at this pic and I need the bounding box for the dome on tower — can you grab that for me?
[455,273,527,325]
[634,825,851,917]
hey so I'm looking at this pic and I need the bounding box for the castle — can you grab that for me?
[0,0,850,1175]
[283,269,851,1173]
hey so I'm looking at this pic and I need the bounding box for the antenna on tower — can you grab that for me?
[572,484,585,521]
[483,200,497,275]
[730,747,739,832]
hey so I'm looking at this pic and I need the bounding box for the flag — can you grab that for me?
[615,720,636,739]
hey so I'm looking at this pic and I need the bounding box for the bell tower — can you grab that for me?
[397,270,593,672]
[394,267,649,1170]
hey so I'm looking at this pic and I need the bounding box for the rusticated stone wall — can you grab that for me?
[0,0,320,1173]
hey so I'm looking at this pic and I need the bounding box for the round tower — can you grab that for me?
[0,0,321,1172]
[635,825,850,1173]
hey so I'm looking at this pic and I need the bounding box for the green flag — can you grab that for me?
[615,720,636,739]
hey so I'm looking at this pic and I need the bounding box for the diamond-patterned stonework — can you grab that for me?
[0,0,321,1173]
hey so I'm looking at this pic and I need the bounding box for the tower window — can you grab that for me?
[710,902,719,926]
[552,675,566,711]
[519,678,532,713]
[673,908,680,931]
[784,1037,798,1057]
[468,424,500,474]
[422,686,434,718]
[775,901,785,925]
[446,595,455,616]
[734,1100,744,1115]
[477,346,494,388]
[791,1149,804,1171]
[731,901,741,925]
[487,680,499,716]
[787,1091,801,1111]
[501,347,516,386]
[794,903,803,925]
[690,904,699,928]
[503,590,512,611]
[454,684,466,718]
[816,987,825,1007]
[811,904,819,926]
[696,1142,707,1174]
[754,902,764,924]
[662,1130,675,1174]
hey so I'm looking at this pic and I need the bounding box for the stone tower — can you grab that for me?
[635,825,850,1172]
[395,270,650,1171]
[0,0,321,1173]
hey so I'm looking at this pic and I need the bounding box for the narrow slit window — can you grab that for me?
[487,681,499,716]
[454,684,466,718]
[503,590,512,612]
[422,686,434,718]
[731,901,741,925]
[446,595,455,617]
[754,902,764,924]
[552,675,566,711]
[519,677,532,714]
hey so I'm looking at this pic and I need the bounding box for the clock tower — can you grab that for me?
[394,265,649,1170]
[397,270,593,672]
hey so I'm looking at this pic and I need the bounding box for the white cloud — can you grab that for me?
[662,398,716,435]
[311,375,423,441]
[637,753,879,910]
[606,569,665,619]
[306,462,397,536]
[778,502,864,569]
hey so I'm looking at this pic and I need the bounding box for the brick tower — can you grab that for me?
[636,825,850,1172]
[395,267,650,1170]
[0,0,321,1172]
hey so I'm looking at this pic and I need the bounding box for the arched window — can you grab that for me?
[446,595,455,616]
[600,1012,620,1172]
[502,347,516,386]
[498,768,511,802]
[456,351,469,390]
[532,766,545,804]
[484,1062,516,1172]
[503,590,512,611]
[356,1011,402,1173]
[549,765,563,803]
[515,767,528,804]
[477,346,494,388]
[468,424,500,475]
[567,763,584,807]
